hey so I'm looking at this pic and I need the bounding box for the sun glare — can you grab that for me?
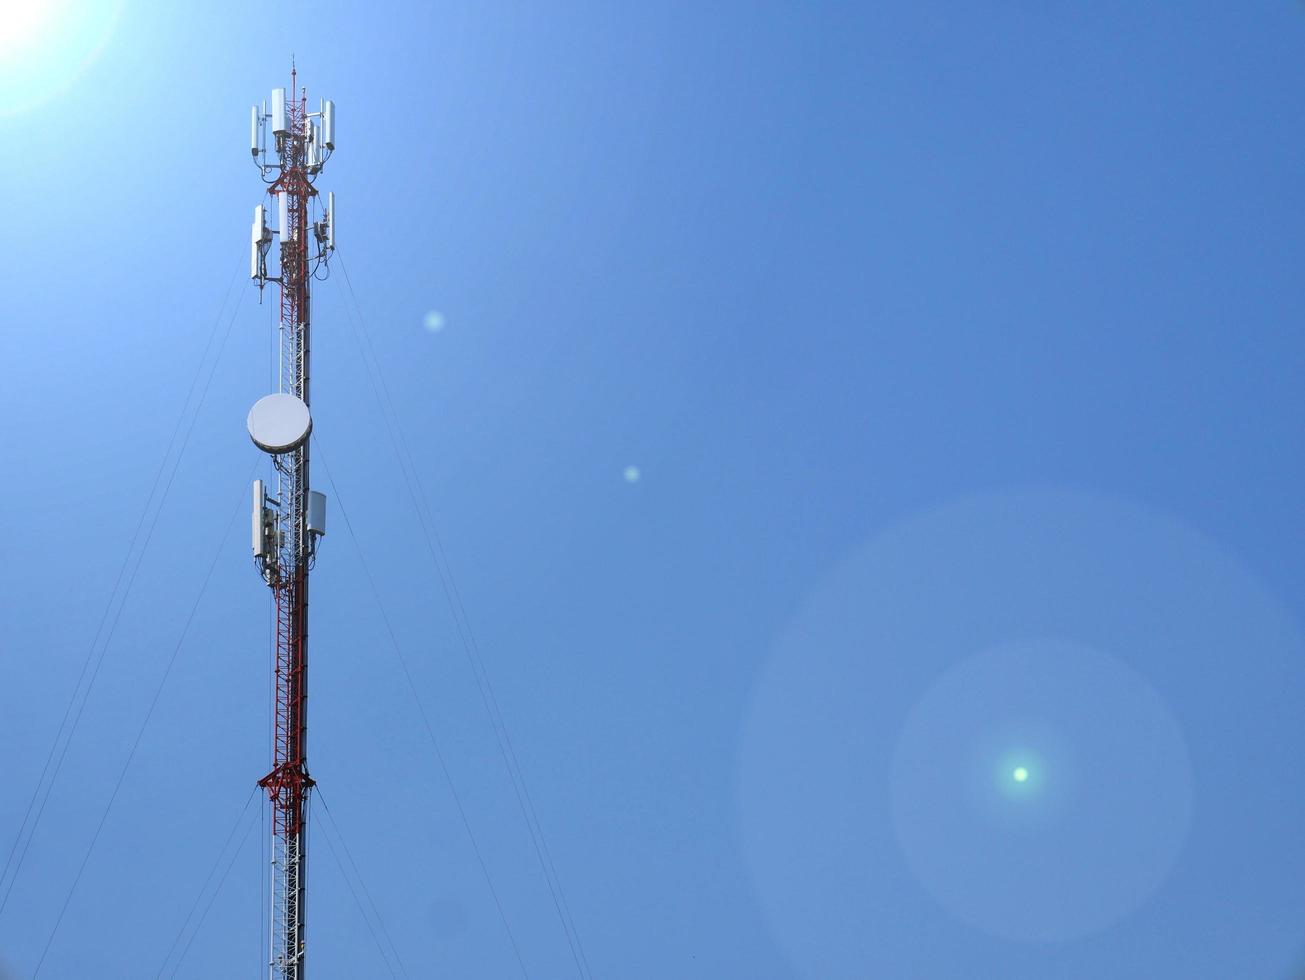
[0,0,122,117]
[0,4,55,57]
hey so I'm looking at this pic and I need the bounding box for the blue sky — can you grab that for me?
[3,2,1305,977]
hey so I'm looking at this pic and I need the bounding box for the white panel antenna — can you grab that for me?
[252,479,267,557]
[306,491,326,537]
[278,191,290,242]
[322,100,335,150]
[251,204,270,279]
[307,123,320,172]
[250,105,260,156]
[271,87,287,136]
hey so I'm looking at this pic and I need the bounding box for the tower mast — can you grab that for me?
[247,65,336,980]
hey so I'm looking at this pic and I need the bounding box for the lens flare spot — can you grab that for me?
[422,310,446,333]
[1013,766,1029,783]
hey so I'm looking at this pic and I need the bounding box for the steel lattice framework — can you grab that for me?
[248,65,335,980]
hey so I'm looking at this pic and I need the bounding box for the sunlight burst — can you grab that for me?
[0,4,54,57]
[0,1,123,117]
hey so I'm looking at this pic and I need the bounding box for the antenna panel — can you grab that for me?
[252,479,267,556]
[252,204,269,278]
[271,87,287,136]
[306,491,326,537]
[278,192,290,241]
[250,106,260,156]
[322,100,335,150]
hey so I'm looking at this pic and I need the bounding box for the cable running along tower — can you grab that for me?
[247,65,336,980]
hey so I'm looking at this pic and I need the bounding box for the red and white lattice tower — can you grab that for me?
[246,64,335,980]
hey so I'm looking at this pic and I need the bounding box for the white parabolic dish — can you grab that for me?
[247,393,312,454]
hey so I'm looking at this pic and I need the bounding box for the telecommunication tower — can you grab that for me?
[246,64,336,980]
